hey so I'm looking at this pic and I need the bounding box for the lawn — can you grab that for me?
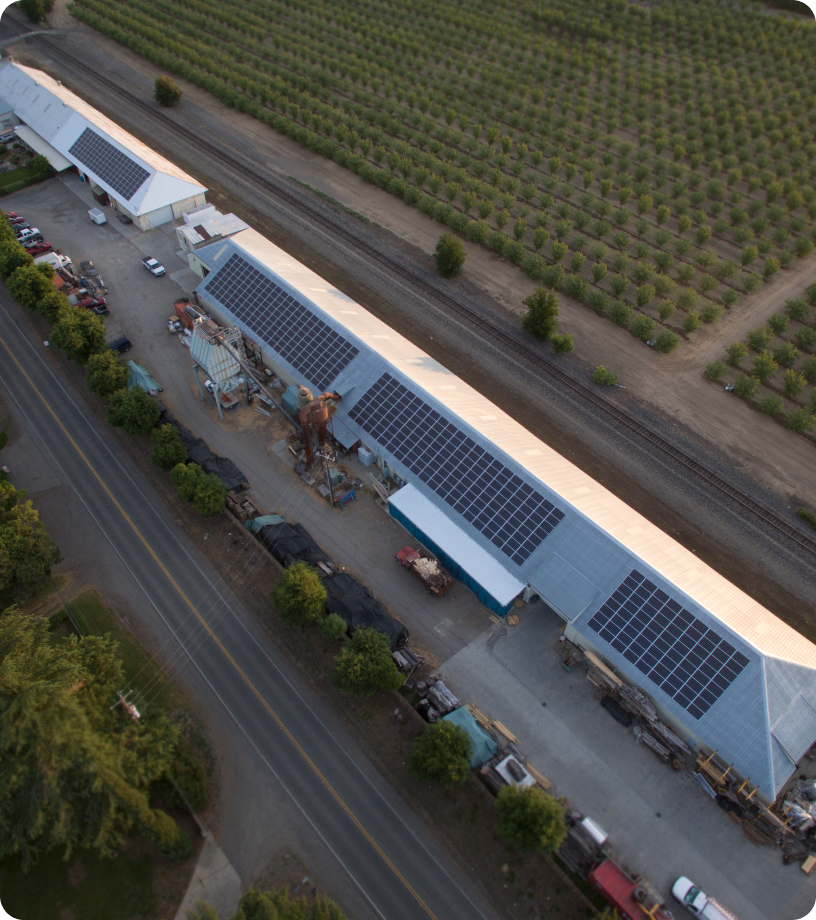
[71,0,816,362]
[0,845,156,920]
[0,165,50,193]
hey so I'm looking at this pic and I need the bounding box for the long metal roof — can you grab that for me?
[193,227,816,797]
[0,62,206,215]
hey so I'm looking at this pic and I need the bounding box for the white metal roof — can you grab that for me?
[0,62,206,215]
[13,124,71,170]
[389,484,525,606]
[216,228,816,673]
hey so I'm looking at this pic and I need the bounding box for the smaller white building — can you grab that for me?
[176,205,249,271]
[0,61,207,230]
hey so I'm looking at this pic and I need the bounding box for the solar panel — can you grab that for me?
[203,253,359,391]
[349,374,563,564]
[588,570,750,719]
[69,128,150,200]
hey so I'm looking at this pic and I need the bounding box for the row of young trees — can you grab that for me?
[71,0,816,351]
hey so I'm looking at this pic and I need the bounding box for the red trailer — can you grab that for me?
[588,858,674,920]
[395,546,453,596]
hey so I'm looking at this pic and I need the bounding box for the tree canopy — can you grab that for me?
[0,241,33,280]
[151,424,188,471]
[85,350,129,398]
[7,263,55,310]
[187,886,349,920]
[407,721,471,786]
[332,627,403,696]
[433,233,466,278]
[494,785,567,855]
[0,479,61,599]
[521,286,560,341]
[155,75,183,107]
[106,387,162,435]
[36,290,70,324]
[0,608,191,868]
[51,307,107,363]
[18,0,54,23]
[169,463,226,516]
[271,562,327,627]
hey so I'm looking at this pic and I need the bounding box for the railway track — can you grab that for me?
[18,28,816,561]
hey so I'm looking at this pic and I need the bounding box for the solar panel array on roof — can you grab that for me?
[588,570,750,719]
[204,253,359,391]
[349,374,564,564]
[68,128,150,200]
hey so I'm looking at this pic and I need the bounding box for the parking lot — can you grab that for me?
[4,175,815,920]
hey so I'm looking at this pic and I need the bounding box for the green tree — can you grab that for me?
[317,613,347,640]
[733,373,759,399]
[0,609,190,868]
[31,154,50,174]
[332,626,403,696]
[705,361,727,381]
[191,474,226,517]
[51,307,106,363]
[522,286,559,342]
[783,369,807,400]
[407,721,472,786]
[593,366,618,386]
[85,350,128,398]
[433,233,465,278]
[655,330,680,353]
[18,0,54,23]
[7,262,55,309]
[726,342,748,367]
[271,562,326,627]
[787,408,815,433]
[154,75,183,107]
[494,785,567,854]
[636,284,656,309]
[0,241,33,279]
[171,463,202,502]
[774,343,800,369]
[106,387,161,435]
[759,395,783,415]
[751,352,778,384]
[550,241,568,263]
[551,333,574,354]
[36,290,70,323]
[0,479,61,596]
[151,424,188,471]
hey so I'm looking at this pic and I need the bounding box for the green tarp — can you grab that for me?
[442,706,497,768]
[244,514,285,534]
[127,361,162,393]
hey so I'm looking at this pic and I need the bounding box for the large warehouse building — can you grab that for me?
[0,61,207,229]
[191,228,816,801]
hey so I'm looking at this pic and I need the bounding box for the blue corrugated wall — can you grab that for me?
[389,505,516,616]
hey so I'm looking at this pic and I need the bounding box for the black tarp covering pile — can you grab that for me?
[256,522,332,568]
[167,418,248,492]
[323,573,409,650]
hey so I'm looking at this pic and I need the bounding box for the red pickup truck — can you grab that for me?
[588,858,674,920]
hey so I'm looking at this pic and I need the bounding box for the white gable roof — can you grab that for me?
[0,61,206,215]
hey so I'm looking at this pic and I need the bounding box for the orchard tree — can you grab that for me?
[494,785,567,854]
[332,626,403,696]
[522,286,559,341]
[0,479,61,596]
[85,350,128,398]
[154,75,182,107]
[51,307,106,363]
[106,387,161,435]
[433,233,466,278]
[407,721,472,786]
[271,561,326,627]
[751,352,778,384]
[0,609,192,868]
[150,424,188,471]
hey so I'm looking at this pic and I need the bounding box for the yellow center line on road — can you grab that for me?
[0,331,438,920]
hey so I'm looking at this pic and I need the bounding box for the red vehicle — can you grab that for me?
[78,296,107,310]
[3,211,18,219]
[588,859,674,920]
[24,241,53,256]
[396,546,454,596]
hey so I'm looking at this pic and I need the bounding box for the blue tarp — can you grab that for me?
[442,707,497,768]
[244,514,285,534]
[127,361,162,393]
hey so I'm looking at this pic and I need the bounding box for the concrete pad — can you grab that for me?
[174,833,242,920]
[439,607,816,920]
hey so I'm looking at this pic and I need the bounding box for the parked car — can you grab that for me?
[34,252,71,270]
[107,335,132,354]
[24,241,53,256]
[9,216,26,226]
[13,223,30,235]
[117,213,133,224]
[89,304,109,317]
[672,878,738,920]
[0,131,16,145]
[141,256,165,277]
[78,296,107,310]
[3,211,18,219]
[16,228,41,242]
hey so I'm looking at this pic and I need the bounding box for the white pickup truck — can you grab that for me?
[34,252,71,271]
[672,877,738,920]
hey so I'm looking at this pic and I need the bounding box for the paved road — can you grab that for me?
[0,292,496,920]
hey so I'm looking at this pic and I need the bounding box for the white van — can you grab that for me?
[34,252,71,270]
[88,208,106,225]
[672,878,738,920]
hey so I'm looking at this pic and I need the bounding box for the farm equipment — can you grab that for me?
[395,546,453,596]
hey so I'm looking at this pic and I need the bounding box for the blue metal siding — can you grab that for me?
[389,505,515,616]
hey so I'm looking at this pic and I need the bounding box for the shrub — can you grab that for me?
[767,313,789,336]
[758,395,783,415]
[564,274,587,301]
[629,315,655,341]
[433,233,465,278]
[465,219,490,244]
[774,343,800,369]
[683,311,701,334]
[801,356,816,384]
[407,721,472,786]
[786,408,815,433]
[636,284,656,309]
[36,290,70,323]
[551,333,574,354]
[746,326,772,351]
[522,286,559,342]
[85,351,128,397]
[751,352,778,384]
[271,561,326,627]
[733,374,759,399]
[785,298,810,322]
[593,365,618,386]
[7,262,55,309]
[726,342,748,366]
[655,330,680,353]
[607,300,633,326]
[317,613,348,640]
[151,424,188,470]
[332,626,403,696]
[700,303,723,324]
[153,747,206,813]
[502,239,526,264]
[494,785,567,855]
[705,361,727,381]
[540,264,564,289]
[106,387,161,435]
[154,75,183,107]
[783,369,807,400]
